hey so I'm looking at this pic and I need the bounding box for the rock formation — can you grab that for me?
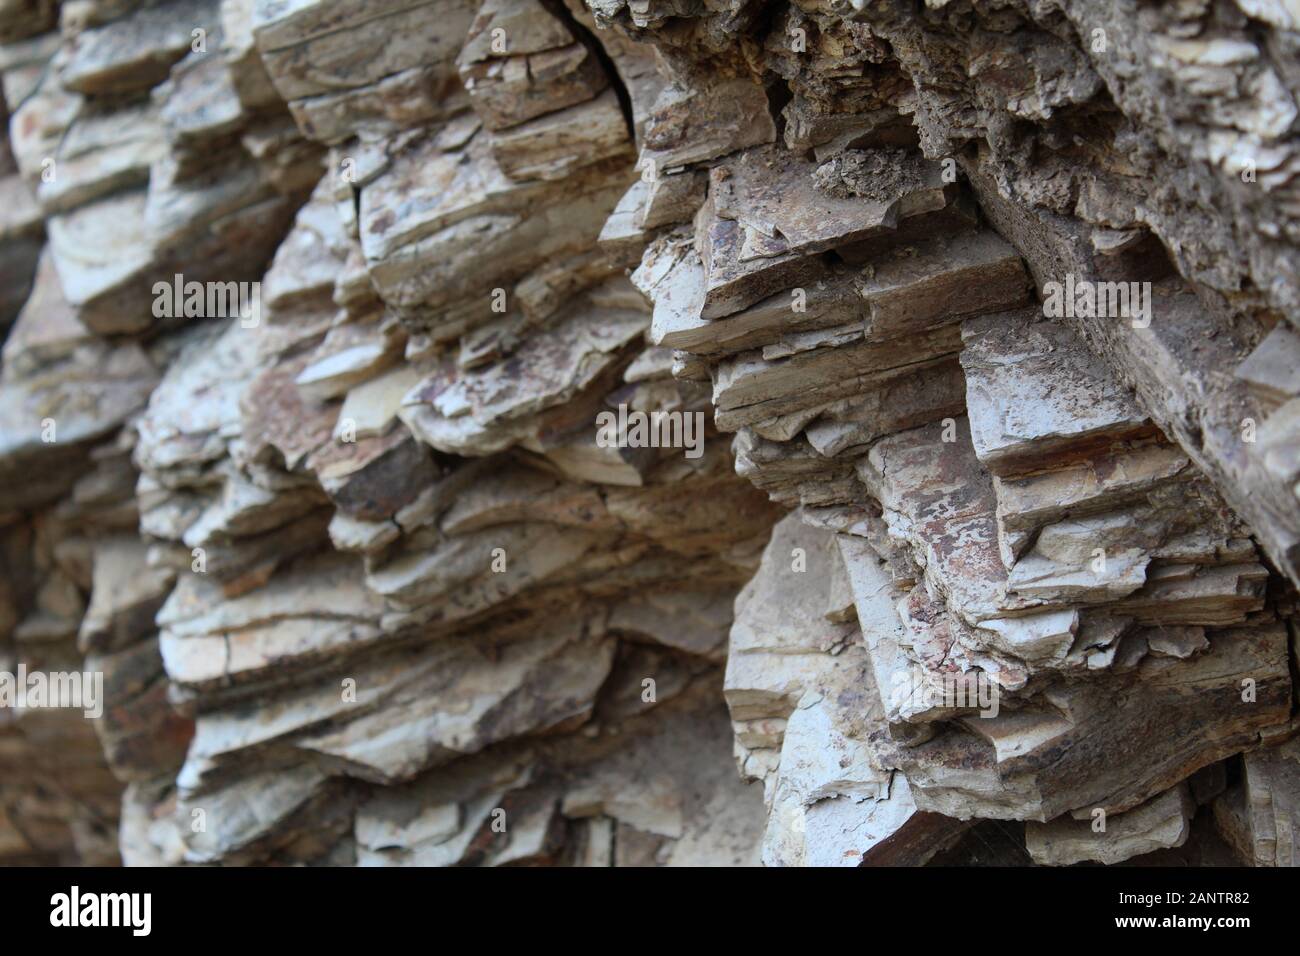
[0,0,1297,867]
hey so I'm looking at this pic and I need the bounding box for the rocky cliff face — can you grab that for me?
[0,0,1296,867]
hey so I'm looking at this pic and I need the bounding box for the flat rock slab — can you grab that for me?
[697,146,950,319]
[962,309,1155,477]
[62,0,218,96]
[1025,782,1195,865]
[399,303,646,456]
[869,622,1291,822]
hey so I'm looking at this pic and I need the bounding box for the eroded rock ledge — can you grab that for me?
[0,0,1296,867]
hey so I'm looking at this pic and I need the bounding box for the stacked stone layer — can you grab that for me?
[0,0,1297,867]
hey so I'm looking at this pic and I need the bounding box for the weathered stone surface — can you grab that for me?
[1026,783,1195,866]
[1218,737,1300,866]
[61,0,217,96]
[2,0,1299,872]
[726,513,969,865]
[962,309,1155,478]
[697,146,953,320]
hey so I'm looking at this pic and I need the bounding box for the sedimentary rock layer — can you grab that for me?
[0,0,1296,867]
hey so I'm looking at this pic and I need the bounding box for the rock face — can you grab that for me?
[0,0,1297,867]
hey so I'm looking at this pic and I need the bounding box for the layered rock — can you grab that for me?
[609,0,1300,865]
[5,0,779,867]
[2,0,1299,868]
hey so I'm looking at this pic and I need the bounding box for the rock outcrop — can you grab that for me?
[0,0,1297,867]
